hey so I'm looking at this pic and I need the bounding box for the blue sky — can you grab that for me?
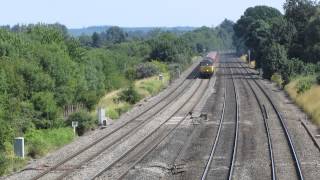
[1,0,284,28]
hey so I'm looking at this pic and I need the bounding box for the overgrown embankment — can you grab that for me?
[0,21,234,176]
[96,66,170,120]
[285,75,320,125]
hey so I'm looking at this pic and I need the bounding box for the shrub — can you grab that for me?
[0,150,27,175]
[271,73,284,88]
[66,111,95,136]
[118,84,141,104]
[317,74,320,85]
[135,63,159,79]
[107,108,119,119]
[151,60,168,73]
[115,104,131,116]
[0,121,14,151]
[125,68,137,81]
[296,79,313,94]
[80,91,100,110]
[0,152,7,175]
[25,128,74,157]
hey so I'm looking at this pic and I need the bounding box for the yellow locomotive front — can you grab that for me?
[199,59,214,78]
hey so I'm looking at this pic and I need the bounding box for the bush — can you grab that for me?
[135,63,159,79]
[125,68,137,81]
[25,128,74,157]
[296,78,313,94]
[0,121,14,151]
[107,108,119,119]
[66,111,95,136]
[118,84,141,104]
[151,61,168,73]
[271,73,284,88]
[317,74,320,85]
[115,104,132,116]
[0,151,27,176]
[0,152,8,175]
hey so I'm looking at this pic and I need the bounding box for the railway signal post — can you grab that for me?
[72,121,78,135]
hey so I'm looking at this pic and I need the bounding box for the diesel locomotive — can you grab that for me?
[199,52,218,78]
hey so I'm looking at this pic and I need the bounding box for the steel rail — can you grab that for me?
[89,80,206,180]
[235,61,276,180]
[239,60,304,180]
[227,64,240,180]
[30,70,199,180]
[116,78,212,180]
[54,73,199,180]
[201,67,226,180]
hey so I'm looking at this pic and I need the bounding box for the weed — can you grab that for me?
[271,73,284,88]
[25,128,74,158]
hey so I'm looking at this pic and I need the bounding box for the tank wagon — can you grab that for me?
[199,52,219,78]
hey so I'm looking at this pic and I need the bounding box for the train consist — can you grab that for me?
[199,52,219,78]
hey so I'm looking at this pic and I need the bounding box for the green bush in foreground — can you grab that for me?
[107,108,119,119]
[25,128,74,158]
[0,153,7,175]
[66,111,95,136]
[118,84,141,104]
[271,73,284,88]
[0,151,27,176]
[296,77,314,94]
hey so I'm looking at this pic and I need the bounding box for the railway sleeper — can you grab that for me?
[171,163,187,174]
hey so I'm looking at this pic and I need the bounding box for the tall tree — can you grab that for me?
[106,26,127,44]
[91,32,102,47]
[284,0,318,58]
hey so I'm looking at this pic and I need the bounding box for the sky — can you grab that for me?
[1,0,284,28]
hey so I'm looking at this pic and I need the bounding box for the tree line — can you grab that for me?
[233,0,320,84]
[0,20,234,170]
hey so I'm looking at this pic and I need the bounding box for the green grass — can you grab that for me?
[271,73,284,88]
[0,127,74,175]
[135,73,169,96]
[0,153,27,176]
[25,128,74,158]
[285,75,320,125]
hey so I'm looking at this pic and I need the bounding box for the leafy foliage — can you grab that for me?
[296,77,314,94]
[66,111,95,136]
[0,21,235,175]
[135,63,160,79]
[234,2,320,84]
[118,84,141,104]
[271,73,284,88]
[25,128,74,157]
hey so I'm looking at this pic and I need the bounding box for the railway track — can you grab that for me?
[231,59,275,180]
[77,79,207,180]
[116,65,218,180]
[234,58,304,180]
[97,79,211,180]
[201,60,239,180]
[30,68,199,180]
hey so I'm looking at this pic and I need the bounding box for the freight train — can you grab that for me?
[199,52,218,78]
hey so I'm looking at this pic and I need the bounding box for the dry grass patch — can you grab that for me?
[285,77,320,125]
